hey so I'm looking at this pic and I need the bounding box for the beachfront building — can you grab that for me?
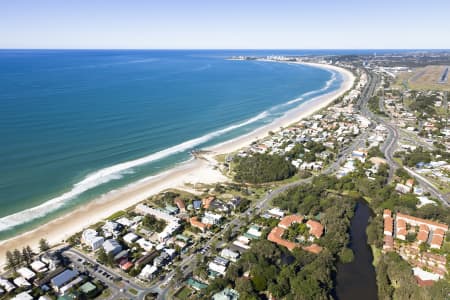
[82,229,104,251]
[135,204,181,242]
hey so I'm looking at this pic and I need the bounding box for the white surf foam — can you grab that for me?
[0,111,268,231]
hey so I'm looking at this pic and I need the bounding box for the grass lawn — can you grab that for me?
[174,286,193,300]
[371,244,381,267]
[395,66,450,91]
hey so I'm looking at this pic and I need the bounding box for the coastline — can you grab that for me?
[0,62,355,268]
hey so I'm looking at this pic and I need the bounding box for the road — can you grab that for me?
[62,67,447,300]
[360,70,449,206]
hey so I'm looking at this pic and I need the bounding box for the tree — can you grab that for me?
[39,238,50,252]
[22,246,33,264]
[13,249,22,266]
[97,247,108,265]
[173,267,184,286]
[5,250,17,271]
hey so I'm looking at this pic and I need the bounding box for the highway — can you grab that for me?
[359,70,449,207]
[62,67,447,300]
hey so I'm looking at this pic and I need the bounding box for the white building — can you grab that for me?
[208,262,227,275]
[17,267,35,281]
[139,264,158,280]
[30,260,48,273]
[135,204,181,242]
[12,292,33,300]
[123,232,139,244]
[0,278,16,293]
[13,277,30,288]
[202,212,222,225]
[220,248,240,262]
[136,238,154,251]
[82,229,104,251]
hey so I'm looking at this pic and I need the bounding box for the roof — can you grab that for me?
[79,281,97,294]
[268,227,297,251]
[279,215,304,229]
[202,196,215,209]
[51,269,78,288]
[306,220,324,238]
[303,244,323,254]
[417,225,429,242]
[174,197,186,210]
[383,209,392,217]
[384,217,393,234]
[190,217,208,231]
[396,213,448,231]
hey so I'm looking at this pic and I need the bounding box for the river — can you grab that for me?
[334,201,378,300]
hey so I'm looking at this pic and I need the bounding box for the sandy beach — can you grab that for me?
[0,62,354,268]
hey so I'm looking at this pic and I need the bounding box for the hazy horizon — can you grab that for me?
[2,0,450,49]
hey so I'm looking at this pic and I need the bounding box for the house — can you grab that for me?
[208,261,227,275]
[123,232,139,244]
[40,252,61,270]
[174,197,186,212]
[395,183,411,194]
[103,239,122,256]
[267,207,285,218]
[202,196,216,209]
[50,269,78,292]
[0,278,16,293]
[17,267,35,281]
[30,260,48,273]
[136,238,154,251]
[135,251,158,268]
[139,264,158,280]
[13,277,30,288]
[82,229,104,251]
[202,212,222,225]
[12,292,33,300]
[190,217,208,232]
[220,248,240,262]
[102,221,121,238]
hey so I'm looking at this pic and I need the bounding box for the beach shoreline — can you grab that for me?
[0,62,355,267]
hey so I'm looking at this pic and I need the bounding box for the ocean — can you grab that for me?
[0,49,344,240]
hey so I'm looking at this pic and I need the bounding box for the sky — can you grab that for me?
[1,0,450,49]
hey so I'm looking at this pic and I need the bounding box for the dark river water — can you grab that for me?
[334,201,378,300]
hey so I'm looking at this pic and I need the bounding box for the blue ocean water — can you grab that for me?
[0,50,343,240]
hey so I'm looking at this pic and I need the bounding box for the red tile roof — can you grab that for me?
[396,213,448,231]
[384,217,393,234]
[202,196,215,209]
[303,244,323,254]
[174,198,185,211]
[279,215,304,229]
[267,227,297,251]
[306,220,324,238]
[190,217,208,232]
